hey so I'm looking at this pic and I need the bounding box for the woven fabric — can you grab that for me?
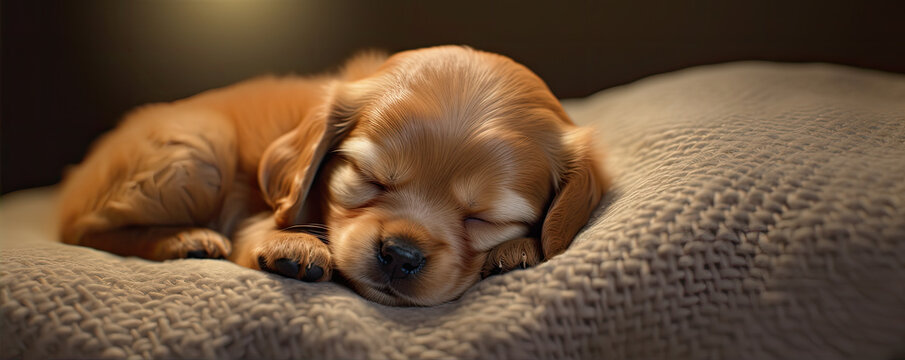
[2,62,904,360]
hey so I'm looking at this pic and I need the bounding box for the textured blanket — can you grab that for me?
[2,62,904,360]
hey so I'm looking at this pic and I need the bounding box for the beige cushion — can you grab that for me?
[2,62,904,359]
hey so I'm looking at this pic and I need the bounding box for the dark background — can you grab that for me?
[2,0,904,194]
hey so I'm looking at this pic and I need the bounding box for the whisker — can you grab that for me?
[284,223,330,229]
[281,224,331,245]
[282,224,331,232]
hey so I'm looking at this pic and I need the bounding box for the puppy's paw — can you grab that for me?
[253,231,332,282]
[152,227,232,260]
[481,237,543,279]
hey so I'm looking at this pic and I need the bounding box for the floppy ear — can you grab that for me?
[541,128,608,259]
[259,52,386,228]
[259,105,337,228]
[258,90,361,228]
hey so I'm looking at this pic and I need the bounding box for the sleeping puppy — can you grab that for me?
[58,46,606,306]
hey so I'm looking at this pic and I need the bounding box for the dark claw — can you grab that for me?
[273,258,301,278]
[301,264,324,282]
[186,250,209,259]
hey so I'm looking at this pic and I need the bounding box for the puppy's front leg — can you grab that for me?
[480,237,543,278]
[229,214,333,282]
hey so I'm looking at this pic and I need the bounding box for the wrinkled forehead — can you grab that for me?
[343,111,537,184]
[346,74,562,156]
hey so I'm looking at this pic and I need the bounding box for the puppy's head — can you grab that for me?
[264,46,605,306]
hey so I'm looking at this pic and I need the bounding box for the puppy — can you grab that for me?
[58,46,606,306]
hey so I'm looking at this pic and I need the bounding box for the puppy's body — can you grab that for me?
[59,46,606,306]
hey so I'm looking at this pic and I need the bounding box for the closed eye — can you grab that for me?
[464,216,493,225]
[329,162,384,209]
[356,167,388,192]
[367,179,388,192]
[344,157,388,192]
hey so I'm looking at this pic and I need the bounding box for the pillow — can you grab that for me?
[2,62,904,359]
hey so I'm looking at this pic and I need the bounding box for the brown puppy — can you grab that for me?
[58,46,606,306]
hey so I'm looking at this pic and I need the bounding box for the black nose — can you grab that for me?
[377,237,425,279]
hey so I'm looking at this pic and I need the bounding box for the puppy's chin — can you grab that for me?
[336,256,478,306]
[342,272,481,307]
[339,277,423,307]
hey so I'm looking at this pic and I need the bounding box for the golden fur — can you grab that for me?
[58,46,607,306]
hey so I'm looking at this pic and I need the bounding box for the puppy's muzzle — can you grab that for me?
[377,236,425,279]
